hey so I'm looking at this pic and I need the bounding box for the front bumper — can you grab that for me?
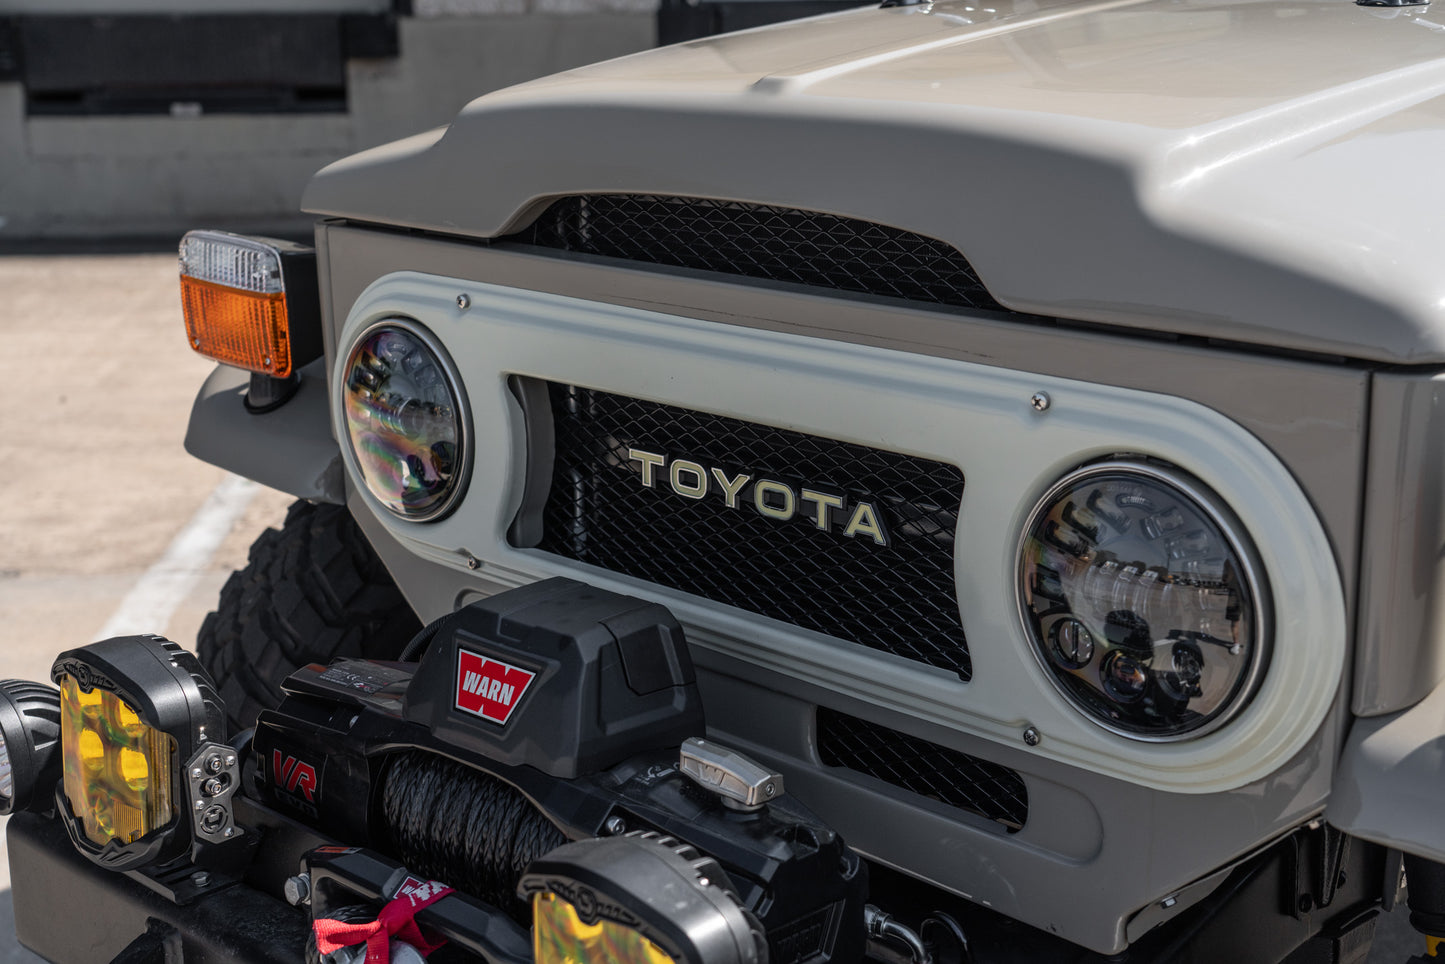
[8,812,308,964]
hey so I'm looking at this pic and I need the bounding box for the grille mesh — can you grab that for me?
[509,194,1005,312]
[530,382,971,679]
[817,708,1027,832]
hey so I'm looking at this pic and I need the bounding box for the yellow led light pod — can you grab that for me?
[519,834,764,964]
[51,635,237,873]
[57,673,174,849]
[533,892,675,964]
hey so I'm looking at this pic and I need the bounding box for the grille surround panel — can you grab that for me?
[817,708,1028,832]
[526,381,972,679]
[507,194,1007,313]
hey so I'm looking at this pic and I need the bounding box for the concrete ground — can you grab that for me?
[0,250,292,961]
[0,252,1429,961]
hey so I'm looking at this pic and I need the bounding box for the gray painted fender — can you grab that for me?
[183,360,345,505]
[1328,677,1445,863]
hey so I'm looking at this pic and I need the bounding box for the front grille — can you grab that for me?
[817,708,1028,832]
[507,194,1007,313]
[529,382,971,679]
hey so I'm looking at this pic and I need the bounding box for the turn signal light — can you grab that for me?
[178,230,321,378]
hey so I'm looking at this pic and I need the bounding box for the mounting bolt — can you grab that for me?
[456,294,471,311]
[603,815,627,836]
[201,804,227,833]
[462,551,481,571]
[1030,391,1051,413]
[224,754,237,768]
[191,871,211,888]
[284,873,312,907]
[1022,725,1042,747]
[206,754,224,774]
[191,767,204,779]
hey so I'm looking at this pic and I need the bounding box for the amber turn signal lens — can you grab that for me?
[532,892,676,964]
[179,229,300,377]
[180,275,292,376]
[57,673,174,849]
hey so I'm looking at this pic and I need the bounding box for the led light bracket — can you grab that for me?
[184,742,244,846]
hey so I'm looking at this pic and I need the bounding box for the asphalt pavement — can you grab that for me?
[0,252,1429,962]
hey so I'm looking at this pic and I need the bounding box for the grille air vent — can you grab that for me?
[817,708,1027,832]
[506,194,1007,313]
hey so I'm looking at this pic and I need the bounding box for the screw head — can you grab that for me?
[1030,392,1051,412]
[456,294,471,310]
[191,768,204,779]
[763,782,776,798]
[1022,725,1042,747]
[206,754,224,773]
[224,754,237,767]
[191,871,211,887]
[603,815,627,835]
[465,554,480,571]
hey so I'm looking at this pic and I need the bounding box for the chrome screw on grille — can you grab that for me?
[456,294,471,311]
[1022,725,1042,747]
[1030,392,1051,413]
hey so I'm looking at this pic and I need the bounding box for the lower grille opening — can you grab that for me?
[817,708,1028,832]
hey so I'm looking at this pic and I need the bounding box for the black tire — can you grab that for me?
[199,500,422,732]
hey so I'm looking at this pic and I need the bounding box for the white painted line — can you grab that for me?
[96,474,261,641]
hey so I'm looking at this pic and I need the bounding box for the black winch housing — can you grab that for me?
[252,577,869,963]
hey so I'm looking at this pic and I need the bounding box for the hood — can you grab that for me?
[305,0,1445,363]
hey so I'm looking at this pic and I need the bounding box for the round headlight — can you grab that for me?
[1017,460,1269,740]
[342,321,469,521]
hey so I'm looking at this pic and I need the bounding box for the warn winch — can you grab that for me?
[3,579,885,964]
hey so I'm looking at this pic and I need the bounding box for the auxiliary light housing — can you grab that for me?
[51,635,242,873]
[519,833,765,964]
[0,680,62,816]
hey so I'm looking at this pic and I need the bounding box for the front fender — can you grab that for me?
[1328,675,1445,862]
[184,359,344,504]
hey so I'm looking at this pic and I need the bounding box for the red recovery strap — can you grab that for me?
[313,878,455,964]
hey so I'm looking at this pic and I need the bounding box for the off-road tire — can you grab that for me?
[199,500,422,732]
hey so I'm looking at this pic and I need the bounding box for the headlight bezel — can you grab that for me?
[1015,457,1272,743]
[339,316,473,524]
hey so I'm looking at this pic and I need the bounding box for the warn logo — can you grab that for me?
[454,650,535,725]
